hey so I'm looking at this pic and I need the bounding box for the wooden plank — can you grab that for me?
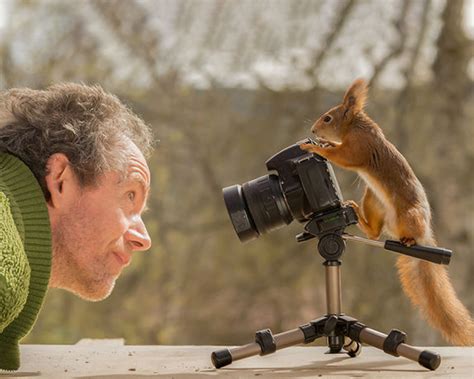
[0,345,471,378]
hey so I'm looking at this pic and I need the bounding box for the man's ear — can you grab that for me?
[342,78,368,119]
[44,153,77,208]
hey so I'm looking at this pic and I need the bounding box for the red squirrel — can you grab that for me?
[300,79,473,346]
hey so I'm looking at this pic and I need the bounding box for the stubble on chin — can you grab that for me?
[75,277,117,302]
[49,222,117,302]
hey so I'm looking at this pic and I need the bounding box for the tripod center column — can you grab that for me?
[325,261,342,315]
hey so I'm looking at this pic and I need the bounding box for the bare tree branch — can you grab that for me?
[307,0,356,85]
[190,1,227,71]
[405,0,432,85]
[433,0,471,94]
[0,40,14,89]
[394,0,432,148]
[92,0,163,85]
[369,0,411,88]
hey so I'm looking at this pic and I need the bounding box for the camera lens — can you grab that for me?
[223,174,293,242]
[222,184,259,243]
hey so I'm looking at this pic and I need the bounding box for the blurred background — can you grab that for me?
[1,0,473,346]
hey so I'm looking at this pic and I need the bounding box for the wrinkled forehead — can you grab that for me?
[116,141,151,188]
[126,165,150,192]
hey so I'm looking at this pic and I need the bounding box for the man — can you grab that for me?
[0,83,153,370]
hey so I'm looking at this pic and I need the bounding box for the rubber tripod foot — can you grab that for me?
[211,349,232,368]
[418,350,441,370]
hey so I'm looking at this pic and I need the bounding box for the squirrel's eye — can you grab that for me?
[323,115,332,123]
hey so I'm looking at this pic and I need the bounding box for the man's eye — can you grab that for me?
[128,191,136,201]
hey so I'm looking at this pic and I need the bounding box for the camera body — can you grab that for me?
[223,139,357,243]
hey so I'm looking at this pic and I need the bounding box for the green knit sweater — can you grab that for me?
[0,153,51,371]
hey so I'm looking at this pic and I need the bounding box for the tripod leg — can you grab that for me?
[349,324,441,370]
[324,262,343,353]
[212,325,323,368]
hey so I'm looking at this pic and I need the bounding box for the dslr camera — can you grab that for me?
[223,139,357,247]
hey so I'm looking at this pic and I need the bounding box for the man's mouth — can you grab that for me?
[113,251,132,266]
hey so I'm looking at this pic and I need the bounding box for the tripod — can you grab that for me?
[211,210,452,371]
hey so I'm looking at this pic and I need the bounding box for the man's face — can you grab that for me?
[46,143,152,301]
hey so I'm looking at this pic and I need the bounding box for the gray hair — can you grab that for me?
[0,83,153,200]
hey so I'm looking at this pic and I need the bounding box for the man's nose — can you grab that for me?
[125,217,152,251]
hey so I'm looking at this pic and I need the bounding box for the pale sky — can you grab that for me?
[0,0,6,29]
[0,1,472,35]
[0,1,469,32]
[0,1,473,62]
[467,0,474,38]
[0,0,473,33]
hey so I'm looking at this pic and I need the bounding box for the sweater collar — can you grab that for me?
[0,152,51,370]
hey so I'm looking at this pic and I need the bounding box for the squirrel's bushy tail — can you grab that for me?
[396,236,474,346]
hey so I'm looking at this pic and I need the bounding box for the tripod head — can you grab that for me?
[296,205,452,265]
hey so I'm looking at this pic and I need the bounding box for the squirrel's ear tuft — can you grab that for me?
[343,78,368,115]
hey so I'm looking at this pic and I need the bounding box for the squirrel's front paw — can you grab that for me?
[300,143,316,152]
[343,200,359,210]
[316,138,337,148]
[400,237,416,247]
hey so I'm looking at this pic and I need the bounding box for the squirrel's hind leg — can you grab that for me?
[396,207,429,246]
[345,187,385,240]
[360,187,385,240]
